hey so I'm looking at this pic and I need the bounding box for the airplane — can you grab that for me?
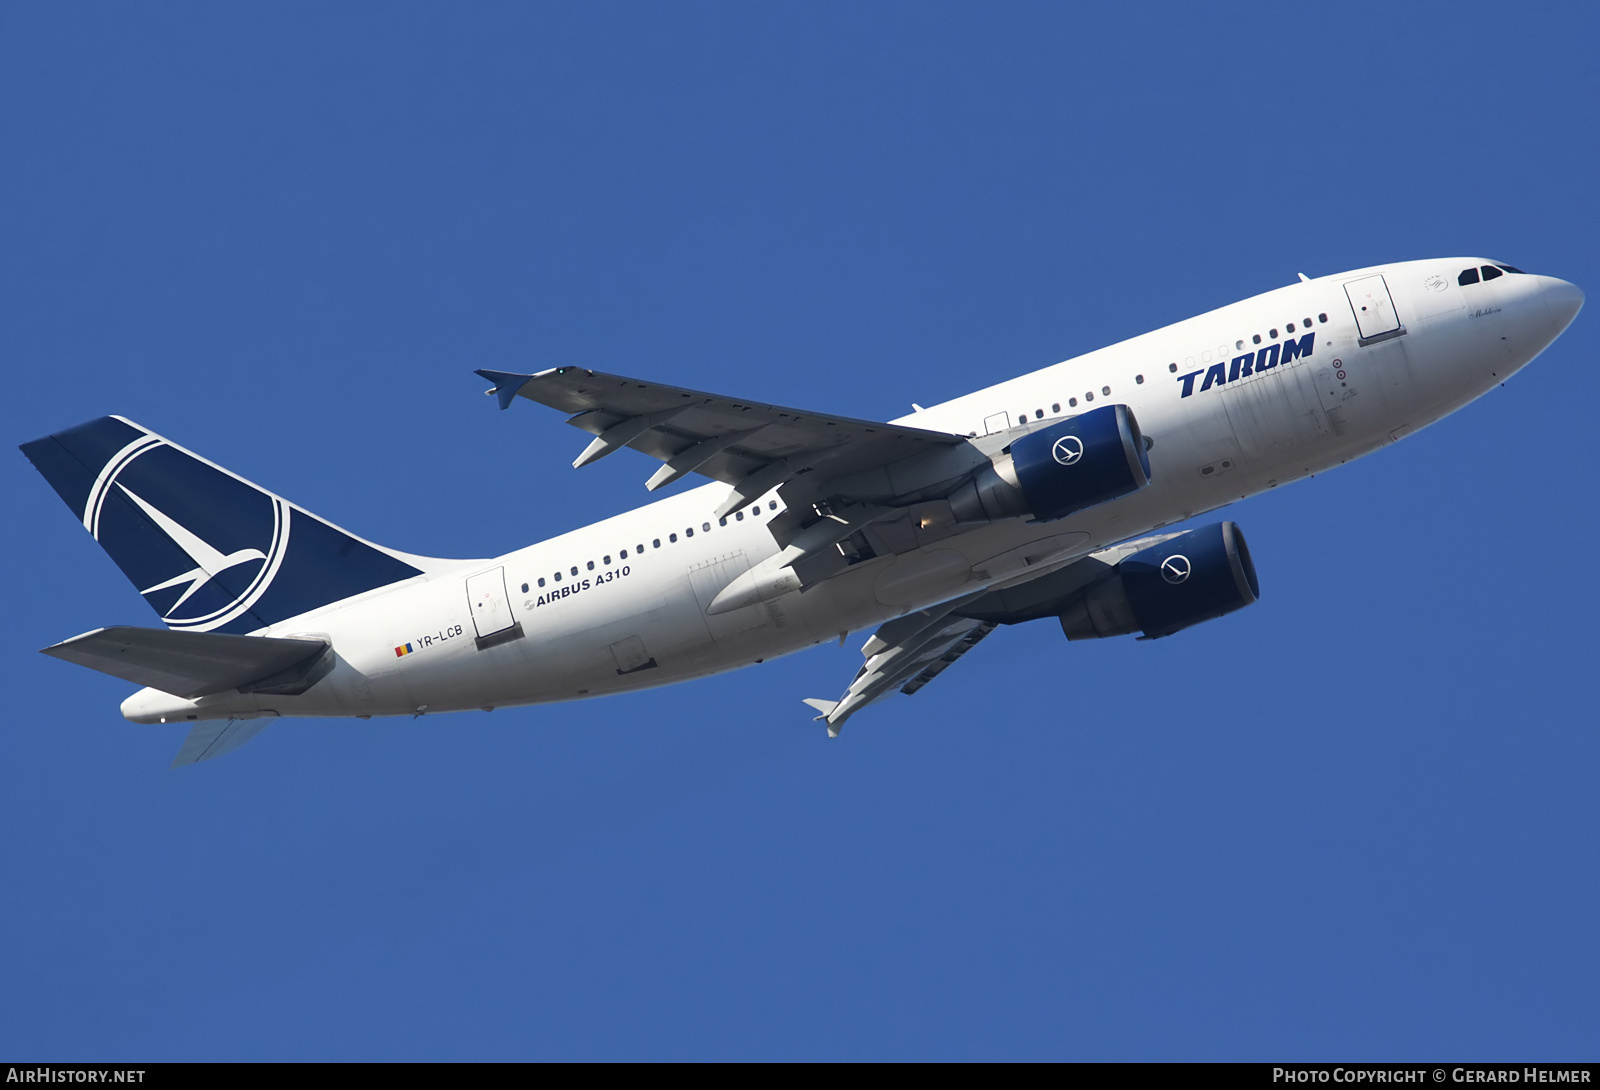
[21,258,1583,766]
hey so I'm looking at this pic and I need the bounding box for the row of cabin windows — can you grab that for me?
[1158,313,1331,375]
[521,500,779,590]
[1459,264,1525,286]
[989,313,1337,429]
[1244,314,1326,349]
[994,380,1148,431]
[1063,384,1118,412]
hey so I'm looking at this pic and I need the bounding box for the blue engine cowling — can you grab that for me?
[1059,522,1260,640]
[948,405,1152,523]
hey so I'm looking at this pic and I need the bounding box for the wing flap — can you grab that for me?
[41,626,331,699]
[899,623,998,695]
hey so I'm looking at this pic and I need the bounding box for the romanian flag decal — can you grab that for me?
[394,642,415,658]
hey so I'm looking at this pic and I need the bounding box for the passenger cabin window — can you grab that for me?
[1252,334,1262,345]
[1168,363,1177,373]
[1084,392,1094,402]
[1459,267,1480,286]
[570,566,578,576]
[1051,402,1061,412]
[1069,397,1078,407]
[1318,313,1328,323]
[538,577,545,587]
[554,572,562,582]
[1481,265,1503,281]
[521,582,529,593]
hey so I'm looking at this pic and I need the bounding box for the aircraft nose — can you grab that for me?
[1540,276,1585,334]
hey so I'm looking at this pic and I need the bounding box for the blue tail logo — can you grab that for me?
[23,417,426,633]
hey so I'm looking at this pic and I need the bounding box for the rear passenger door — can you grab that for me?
[466,566,521,648]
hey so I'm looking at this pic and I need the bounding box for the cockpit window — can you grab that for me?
[1495,264,1527,274]
[1481,265,1503,281]
[1458,267,1480,286]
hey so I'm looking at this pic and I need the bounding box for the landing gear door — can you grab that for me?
[1344,274,1404,344]
[466,566,521,648]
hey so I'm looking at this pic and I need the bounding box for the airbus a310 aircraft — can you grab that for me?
[22,258,1582,765]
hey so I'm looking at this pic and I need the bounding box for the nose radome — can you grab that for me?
[1541,277,1585,334]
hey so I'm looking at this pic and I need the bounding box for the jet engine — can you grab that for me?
[1059,521,1259,640]
[948,405,1151,523]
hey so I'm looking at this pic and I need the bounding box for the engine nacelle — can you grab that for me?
[1059,522,1259,640]
[949,405,1151,523]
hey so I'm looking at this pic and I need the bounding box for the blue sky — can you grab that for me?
[3,2,1597,1060]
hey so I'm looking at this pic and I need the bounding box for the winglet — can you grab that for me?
[801,697,841,736]
[475,370,535,411]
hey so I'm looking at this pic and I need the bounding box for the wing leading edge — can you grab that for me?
[476,367,966,518]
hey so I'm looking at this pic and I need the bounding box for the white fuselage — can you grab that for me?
[121,258,1582,725]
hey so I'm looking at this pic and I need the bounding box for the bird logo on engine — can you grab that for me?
[1160,554,1191,584]
[1051,435,1084,466]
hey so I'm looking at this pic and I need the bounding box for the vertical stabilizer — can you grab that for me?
[21,416,444,634]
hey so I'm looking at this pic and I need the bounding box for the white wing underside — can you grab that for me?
[806,529,1190,735]
[805,604,1000,736]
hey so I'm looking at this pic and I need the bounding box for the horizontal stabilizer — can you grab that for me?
[171,718,273,768]
[41,626,331,699]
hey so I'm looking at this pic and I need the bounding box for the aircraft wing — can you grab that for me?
[476,367,966,518]
[805,529,1187,735]
[803,594,999,736]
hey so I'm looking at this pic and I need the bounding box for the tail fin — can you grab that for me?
[21,416,437,634]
